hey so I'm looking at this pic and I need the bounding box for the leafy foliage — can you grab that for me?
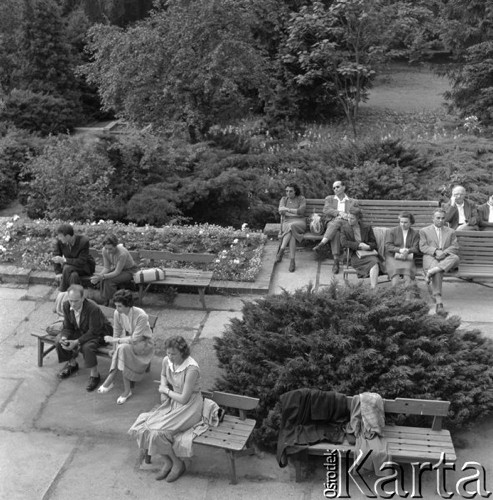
[21,135,114,220]
[214,283,493,449]
[81,0,270,140]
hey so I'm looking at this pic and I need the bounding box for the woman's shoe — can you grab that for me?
[156,457,173,481]
[289,259,296,272]
[275,248,285,263]
[97,383,114,394]
[117,391,133,405]
[166,461,186,483]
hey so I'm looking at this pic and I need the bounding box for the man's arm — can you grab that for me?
[442,202,458,229]
[53,240,63,274]
[466,200,479,226]
[419,228,437,256]
[322,196,339,218]
[78,302,110,345]
[61,302,76,339]
[64,236,90,268]
[443,230,459,256]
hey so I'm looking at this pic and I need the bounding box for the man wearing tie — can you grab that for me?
[419,209,460,315]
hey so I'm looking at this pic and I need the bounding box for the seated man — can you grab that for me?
[52,223,95,292]
[419,209,460,316]
[442,185,478,231]
[477,194,493,231]
[340,207,380,289]
[55,284,112,391]
[313,180,359,274]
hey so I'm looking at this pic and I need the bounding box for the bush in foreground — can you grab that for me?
[214,283,493,450]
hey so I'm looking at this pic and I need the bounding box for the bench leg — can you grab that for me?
[198,288,206,310]
[226,450,238,485]
[37,337,44,367]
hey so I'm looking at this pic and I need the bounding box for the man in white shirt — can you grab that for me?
[419,209,460,315]
[442,185,478,231]
[313,181,359,274]
[477,194,493,231]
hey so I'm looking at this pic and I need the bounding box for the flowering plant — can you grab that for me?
[0,217,266,282]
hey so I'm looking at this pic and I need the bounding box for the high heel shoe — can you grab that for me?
[275,248,285,263]
[117,391,132,404]
[97,383,114,394]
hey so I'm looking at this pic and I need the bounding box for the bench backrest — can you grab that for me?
[138,250,215,265]
[202,390,259,420]
[98,304,158,331]
[305,199,439,229]
[456,231,493,265]
[344,396,449,431]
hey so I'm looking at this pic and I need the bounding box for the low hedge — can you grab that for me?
[0,218,266,282]
[214,283,493,450]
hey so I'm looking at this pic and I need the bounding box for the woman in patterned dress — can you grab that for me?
[276,183,306,272]
[128,336,203,483]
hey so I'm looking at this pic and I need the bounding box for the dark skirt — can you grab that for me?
[350,254,380,278]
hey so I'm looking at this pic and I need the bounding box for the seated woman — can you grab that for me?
[477,194,493,231]
[128,336,203,483]
[340,207,381,289]
[90,234,138,306]
[276,183,306,272]
[384,211,420,287]
[97,289,154,404]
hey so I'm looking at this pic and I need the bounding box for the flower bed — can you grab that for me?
[0,217,266,282]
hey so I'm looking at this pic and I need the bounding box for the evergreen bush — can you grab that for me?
[214,283,493,450]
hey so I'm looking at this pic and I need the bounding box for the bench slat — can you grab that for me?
[209,391,260,411]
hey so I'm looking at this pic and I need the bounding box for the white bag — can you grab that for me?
[309,213,324,235]
[133,268,166,284]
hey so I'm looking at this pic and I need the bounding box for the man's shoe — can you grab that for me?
[86,375,101,392]
[58,362,79,379]
[289,259,296,272]
[436,304,447,317]
[332,260,340,275]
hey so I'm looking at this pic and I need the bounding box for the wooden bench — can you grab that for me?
[263,199,440,240]
[143,390,259,484]
[138,250,214,309]
[31,305,158,368]
[456,231,493,284]
[291,396,455,482]
[193,391,259,484]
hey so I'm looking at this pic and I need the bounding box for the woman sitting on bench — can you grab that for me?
[340,207,381,289]
[128,336,203,483]
[276,182,306,272]
[97,290,154,404]
[384,211,420,287]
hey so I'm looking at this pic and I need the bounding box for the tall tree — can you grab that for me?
[82,0,270,141]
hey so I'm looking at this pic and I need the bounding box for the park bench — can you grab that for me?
[31,305,158,368]
[80,249,214,308]
[144,390,259,485]
[137,250,215,309]
[290,396,455,482]
[263,199,440,240]
[455,231,493,285]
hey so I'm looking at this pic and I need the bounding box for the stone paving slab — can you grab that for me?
[0,429,78,500]
[199,311,243,339]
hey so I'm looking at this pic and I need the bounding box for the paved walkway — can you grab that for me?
[1,246,493,499]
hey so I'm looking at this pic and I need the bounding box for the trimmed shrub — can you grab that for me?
[0,89,78,136]
[214,283,493,450]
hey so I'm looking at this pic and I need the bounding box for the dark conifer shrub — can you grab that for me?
[214,283,493,449]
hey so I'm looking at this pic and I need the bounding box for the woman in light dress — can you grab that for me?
[97,289,154,404]
[128,336,203,483]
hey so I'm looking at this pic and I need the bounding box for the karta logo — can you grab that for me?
[323,449,492,499]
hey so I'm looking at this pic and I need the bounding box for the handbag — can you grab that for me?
[309,213,324,235]
[132,268,166,284]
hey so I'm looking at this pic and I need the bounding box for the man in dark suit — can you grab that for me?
[52,223,95,292]
[477,194,493,231]
[313,180,359,274]
[442,185,478,231]
[419,209,460,315]
[55,285,112,391]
